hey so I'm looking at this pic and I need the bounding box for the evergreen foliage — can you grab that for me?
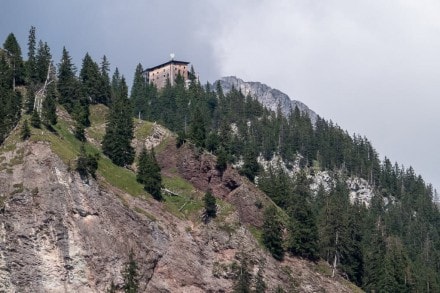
[102,73,135,167]
[136,147,162,200]
[3,33,24,87]
[58,47,80,112]
[26,26,37,84]
[30,109,41,128]
[232,250,253,293]
[35,40,52,83]
[262,206,284,261]
[203,190,217,219]
[21,120,31,140]
[76,144,99,179]
[122,250,139,293]
[254,259,267,293]
[41,82,57,126]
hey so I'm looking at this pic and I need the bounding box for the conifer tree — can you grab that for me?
[58,47,80,112]
[136,147,162,200]
[26,26,37,83]
[30,109,41,128]
[233,250,253,293]
[204,190,217,219]
[287,171,319,260]
[35,40,52,83]
[3,33,24,87]
[122,250,139,293]
[41,83,57,126]
[25,86,35,114]
[80,53,102,104]
[254,259,267,293]
[76,144,99,179]
[102,74,135,167]
[189,107,206,147]
[262,205,284,260]
[21,120,30,140]
[131,63,147,118]
[99,55,111,105]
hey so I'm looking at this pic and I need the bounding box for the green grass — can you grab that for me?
[134,120,154,140]
[30,114,148,198]
[162,175,204,219]
[87,104,109,143]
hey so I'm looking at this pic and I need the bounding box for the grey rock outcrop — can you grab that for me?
[0,138,357,292]
[216,76,319,124]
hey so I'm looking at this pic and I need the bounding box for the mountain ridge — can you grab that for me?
[216,76,318,123]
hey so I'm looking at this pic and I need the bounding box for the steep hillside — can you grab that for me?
[0,107,359,292]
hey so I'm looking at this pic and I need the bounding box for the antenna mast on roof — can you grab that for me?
[170,53,175,60]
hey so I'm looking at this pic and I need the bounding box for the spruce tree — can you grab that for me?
[3,33,24,87]
[21,119,30,140]
[262,205,284,260]
[254,259,267,293]
[80,53,102,104]
[204,190,217,219]
[102,75,135,167]
[41,82,57,126]
[58,47,80,112]
[136,147,162,200]
[122,250,139,293]
[25,86,35,114]
[26,26,37,84]
[189,107,206,147]
[99,55,111,105]
[35,40,52,83]
[287,171,319,260]
[131,63,146,118]
[233,250,253,293]
[30,109,41,128]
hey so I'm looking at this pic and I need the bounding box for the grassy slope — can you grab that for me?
[28,105,214,220]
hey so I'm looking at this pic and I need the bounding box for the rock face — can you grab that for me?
[0,138,357,292]
[216,76,318,124]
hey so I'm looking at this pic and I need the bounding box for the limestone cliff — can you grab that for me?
[216,76,318,124]
[0,117,359,292]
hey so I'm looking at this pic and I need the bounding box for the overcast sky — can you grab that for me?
[1,0,439,191]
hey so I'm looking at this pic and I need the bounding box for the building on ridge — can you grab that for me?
[143,56,191,89]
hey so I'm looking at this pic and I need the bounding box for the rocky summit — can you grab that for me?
[217,76,318,123]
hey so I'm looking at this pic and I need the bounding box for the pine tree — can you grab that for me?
[30,109,41,128]
[76,144,99,179]
[58,46,80,112]
[136,147,162,200]
[287,171,319,260]
[262,205,284,260]
[25,86,35,114]
[26,26,37,84]
[233,250,253,293]
[131,63,147,118]
[189,107,206,147]
[99,55,111,105]
[204,190,217,219]
[80,53,102,104]
[21,120,30,140]
[41,83,57,126]
[254,259,267,293]
[102,74,135,167]
[3,33,24,87]
[122,250,139,293]
[35,40,52,83]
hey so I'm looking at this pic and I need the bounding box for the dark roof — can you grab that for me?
[144,60,190,72]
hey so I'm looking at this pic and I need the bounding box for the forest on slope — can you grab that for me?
[1,26,439,292]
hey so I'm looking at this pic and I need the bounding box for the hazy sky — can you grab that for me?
[1,0,439,191]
